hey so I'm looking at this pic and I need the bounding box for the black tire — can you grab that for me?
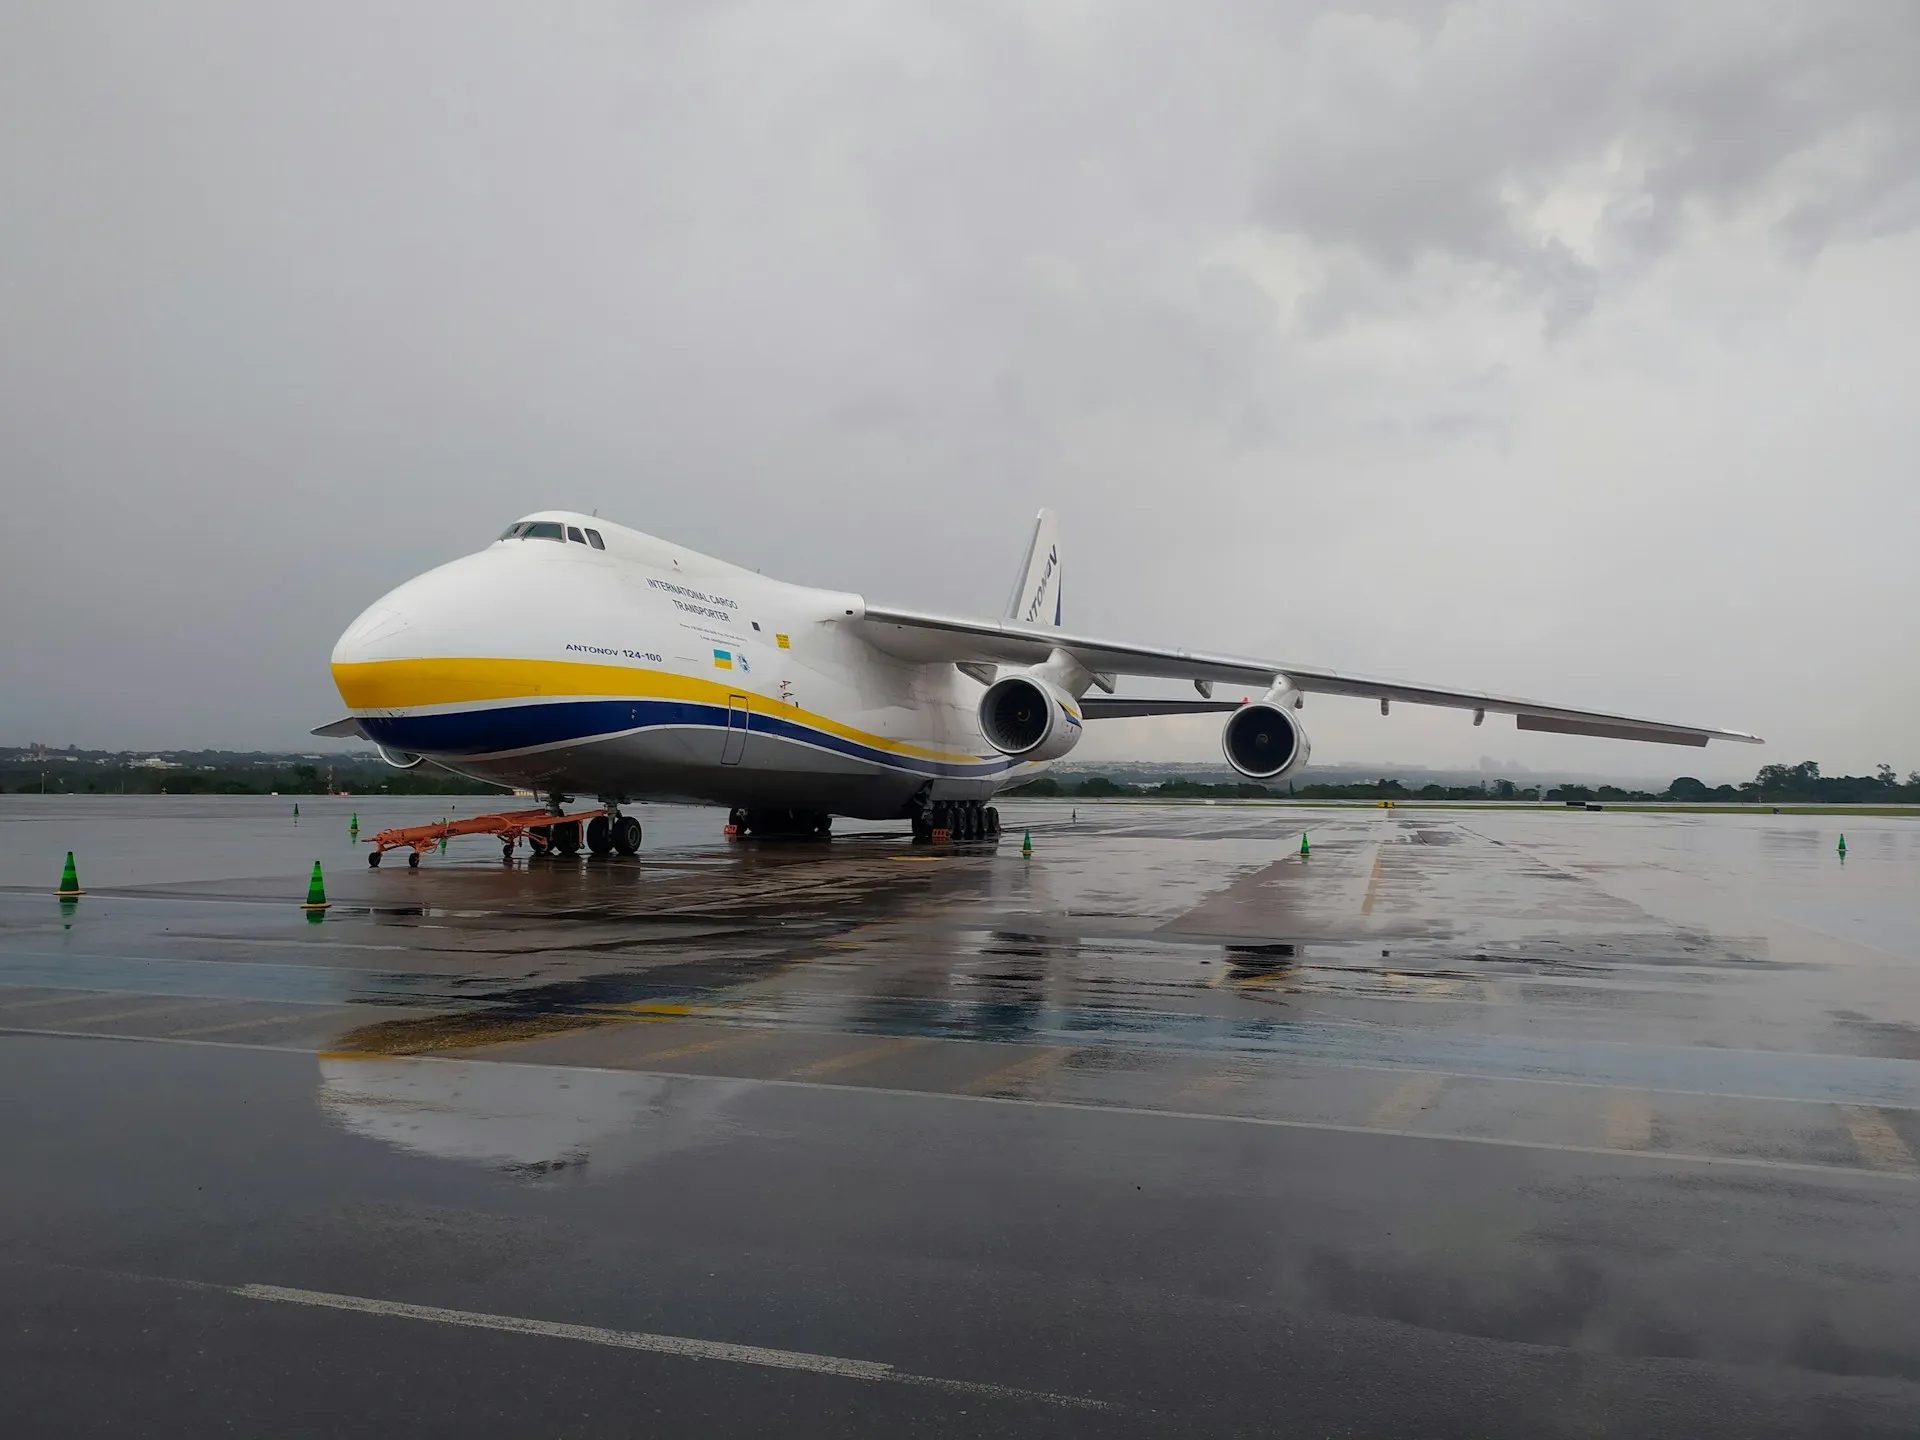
[985,806,1000,837]
[502,841,514,862]
[551,820,581,856]
[407,851,420,868]
[586,816,613,855]
[368,850,381,867]
[911,814,932,844]
[613,815,642,855]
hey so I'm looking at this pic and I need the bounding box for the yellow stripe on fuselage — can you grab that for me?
[331,657,988,764]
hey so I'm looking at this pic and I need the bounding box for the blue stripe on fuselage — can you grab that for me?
[357,699,1016,779]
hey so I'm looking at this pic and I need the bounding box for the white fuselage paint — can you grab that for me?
[330,512,1049,817]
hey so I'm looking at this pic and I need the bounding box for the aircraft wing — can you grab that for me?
[858,604,1762,748]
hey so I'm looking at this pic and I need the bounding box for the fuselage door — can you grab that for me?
[721,694,750,765]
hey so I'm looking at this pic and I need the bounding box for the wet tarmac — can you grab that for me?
[2,795,1918,1435]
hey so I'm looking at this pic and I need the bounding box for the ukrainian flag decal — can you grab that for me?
[713,649,733,669]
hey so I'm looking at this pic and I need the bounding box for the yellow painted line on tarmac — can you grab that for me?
[0,990,117,1013]
[177,1008,358,1039]
[788,1035,932,1080]
[1162,1062,1259,1108]
[1604,1089,1653,1150]
[1360,846,1384,915]
[629,1033,761,1066]
[960,1046,1079,1097]
[589,1002,706,1021]
[1840,1106,1918,1173]
[33,999,200,1030]
[1368,1072,1445,1129]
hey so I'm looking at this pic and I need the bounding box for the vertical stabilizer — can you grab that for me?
[1003,508,1062,627]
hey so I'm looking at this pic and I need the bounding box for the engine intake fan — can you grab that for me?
[1222,702,1309,781]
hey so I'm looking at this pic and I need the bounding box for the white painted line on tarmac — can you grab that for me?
[230,1283,1112,1410]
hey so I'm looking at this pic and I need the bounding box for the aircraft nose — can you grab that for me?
[331,598,415,667]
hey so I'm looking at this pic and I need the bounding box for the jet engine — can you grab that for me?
[979,673,1084,763]
[1222,700,1311,781]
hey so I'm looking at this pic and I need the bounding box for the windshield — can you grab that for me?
[498,521,564,542]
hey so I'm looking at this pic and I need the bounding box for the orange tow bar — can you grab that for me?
[366,807,608,866]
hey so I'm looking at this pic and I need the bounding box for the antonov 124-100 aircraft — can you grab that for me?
[316,509,1761,856]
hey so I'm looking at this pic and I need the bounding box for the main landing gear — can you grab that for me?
[727,807,832,840]
[913,801,1000,845]
[521,806,641,860]
[584,813,643,856]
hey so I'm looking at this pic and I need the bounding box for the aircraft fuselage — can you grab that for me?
[331,511,1034,818]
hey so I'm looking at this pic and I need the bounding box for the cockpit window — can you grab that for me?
[566,526,585,544]
[498,522,528,540]
[584,529,605,550]
[520,522,565,541]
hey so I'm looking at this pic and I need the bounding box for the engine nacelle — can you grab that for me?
[1222,702,1311,781]
[979,674,1084,762]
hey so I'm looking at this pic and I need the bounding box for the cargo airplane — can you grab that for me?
[317,509,1760,854]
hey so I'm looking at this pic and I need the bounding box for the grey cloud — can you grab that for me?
[1254,2,1920,327]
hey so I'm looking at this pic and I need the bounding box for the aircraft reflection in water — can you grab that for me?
[317,508,1760,853]
[317,1059,738,1177]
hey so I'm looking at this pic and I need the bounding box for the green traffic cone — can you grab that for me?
[55,851,82,897]
[301,860,329,910]
[1021,829,1032,857]
[1838,834,1847,857]
[350,812,359,833]
[1300,831,1310,857]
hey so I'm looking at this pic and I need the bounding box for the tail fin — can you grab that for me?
[1003,508,1062,627]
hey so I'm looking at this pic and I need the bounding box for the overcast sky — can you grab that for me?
[4,2,1916,779]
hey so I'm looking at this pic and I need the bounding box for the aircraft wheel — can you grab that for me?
[502,841,515,862]
[368,850,381,867]
[613,815,642,855]
[586,816,613,855]
[985,806,1001,838]
[407,851,420,868]
[551,820,581,856]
